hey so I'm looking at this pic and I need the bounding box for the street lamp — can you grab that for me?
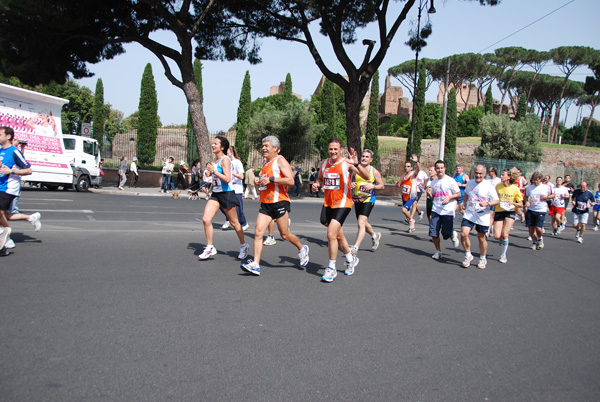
[408,0,435,158]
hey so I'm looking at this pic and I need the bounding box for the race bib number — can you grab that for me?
[529,195,541,205]
[212,175,222,191]
[323,173,340,190]
[467,198,484,212]
[357,183,371,197]
[402,184,411,195]
[577,201,588,210]
[258,174,267,191]
[500,201,514,211]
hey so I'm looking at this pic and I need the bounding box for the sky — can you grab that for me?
[78,0,600,132]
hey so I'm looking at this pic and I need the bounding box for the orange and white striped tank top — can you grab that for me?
[322,157,353,209]
[259,156,290,203]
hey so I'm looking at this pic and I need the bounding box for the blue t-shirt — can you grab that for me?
[0,145,31,195]
[571,189,595,214]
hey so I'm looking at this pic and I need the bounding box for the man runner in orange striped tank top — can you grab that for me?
[312,138,370,283]
[241,136,309,276]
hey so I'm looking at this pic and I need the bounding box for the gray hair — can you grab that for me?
[262,135,280,150]
[362,149,374,158]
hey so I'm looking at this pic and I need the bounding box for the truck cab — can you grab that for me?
[62,135,102,191]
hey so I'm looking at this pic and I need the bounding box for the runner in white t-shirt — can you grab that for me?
[458,165,499,269]
[524,172,554,250]
[426,160,461,260]
[549,177,570,236]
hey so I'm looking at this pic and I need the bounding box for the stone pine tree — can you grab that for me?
[283,73,293,103]
[364,70,379,166]
[235,71,251,164]
[515,91,526,121]
[484,85,493,114]
[407,64,426,159]
[444,88,458,173]
[92,78,105,151]
[187,59,203,162]
[137,63,158,166]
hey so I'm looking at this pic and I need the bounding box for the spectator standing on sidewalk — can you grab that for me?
[160,156,174,193]
[244,165,257,200]
[118,156,127,190]
[129,157,139,188]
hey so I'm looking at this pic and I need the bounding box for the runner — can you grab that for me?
[241,136,309,276]
[425,166,436,223]
[571,181,596,243]
[458,165,499,269]
[198,136,249,261]
[549,177,570,235]
[453,164,469,206]
[349,149,384,256]
[493,168,523,264]
[311,138,368,283]
[593,183,600,231]
[523,172,554,250]
[414,166,429,222]
[515,168,527,222]
[563,174,575,228]
[395,154,420,233]
[485,166,501,236]
[426,159,461,260]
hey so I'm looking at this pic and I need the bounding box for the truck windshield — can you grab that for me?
[63,138,76,150]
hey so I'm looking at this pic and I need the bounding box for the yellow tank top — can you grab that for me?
[353,166,376,203]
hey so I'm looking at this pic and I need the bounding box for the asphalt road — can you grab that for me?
[1,189,599,401]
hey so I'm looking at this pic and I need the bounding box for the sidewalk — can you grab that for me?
[90,185,403,206]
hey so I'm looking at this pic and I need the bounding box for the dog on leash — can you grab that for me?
[171,191,181,199]
[188,189,200,200]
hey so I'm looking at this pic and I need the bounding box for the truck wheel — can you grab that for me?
[75,175,90,192]
[45,185,59,191]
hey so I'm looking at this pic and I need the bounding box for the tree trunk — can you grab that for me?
[583,101,597,146]
[344,82,363,154]
[180,64,212,167]
[538,108,546,139]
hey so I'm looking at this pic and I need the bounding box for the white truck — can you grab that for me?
[0,83,101,191]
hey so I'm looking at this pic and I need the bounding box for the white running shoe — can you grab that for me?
[419,211,424,221]
[4,238,15,249]
[477,258,487,269]
[431,251,441,260]
[372,232,382,250]
[241,259,260,276]
[408,219,416,233]
[344,256,359,276]
[242,223,249,231]
[499,254,507,264]
[349,245,358,257]
[29,212,42,231]
[462,253,473,268]
[593,226,598,231]
[322,267,337,282]
[577,236,583,243]
[529,243,537,250]
[451,231,460,248]
[527,235,532,241]
[221,221,231,230]
[198,245,217,260]
[238,243,250,259]
[263,236,276,246]
[537,238,544,249]
[298,245,310,267]
[0,227,11,250]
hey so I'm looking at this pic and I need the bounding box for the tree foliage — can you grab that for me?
[137,63,158,166]
[312,79,347,158]
[476,114,542,162]
[235,71,252,164]
[484,85,494,114]
[445,88,458,172]
[364,70,380,165]
[92,79,106,149]
[423,103,442,139]
[408,64,426,157]
[457,105,484,137]
[246,102,322,164]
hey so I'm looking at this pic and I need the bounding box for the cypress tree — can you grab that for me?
[515,90,526,121]
[364,70,380,166]
[187,59,203,162]
[445,88,458,173]
[484,85,493,114]
[235,70,251,164]
[92,78,105,150]
[407,65,426,159]
[137,63,158,166]
[283,73,293,103]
